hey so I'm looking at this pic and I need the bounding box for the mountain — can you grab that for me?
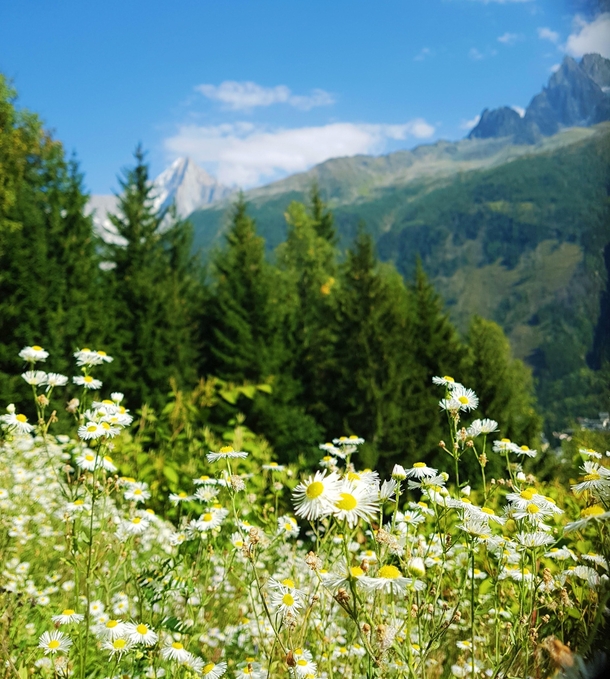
[469,54,610,142]
[87,157,233,242]
[188,122,610,431]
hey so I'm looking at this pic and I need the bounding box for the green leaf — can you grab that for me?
[162,465,179,485]
[256,383,273,394]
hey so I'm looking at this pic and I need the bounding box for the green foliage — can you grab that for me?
[0,76,105,409]
[103,146,200,408]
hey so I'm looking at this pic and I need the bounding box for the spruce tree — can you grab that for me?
[104,146,199,407]
[408,260,466,465]
[462,316,540,446]
[202,195,320,458]
[275,200,338,424]
[325,227,415,467]
[309,183,337,244]
[0,77,104,407]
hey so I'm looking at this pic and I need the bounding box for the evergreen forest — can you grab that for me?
[0,74,594,475]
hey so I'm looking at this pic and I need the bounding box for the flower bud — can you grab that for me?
[392,464,407,480]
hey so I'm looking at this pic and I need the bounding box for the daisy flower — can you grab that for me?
[360,565,413,594]
[123,516,150,535]
[38,630,72,655]
[571,462,610,497]
[74,348,113,366]
[97,619,129,640]
[432,375,459,386]
[161,640,192,662]
[467,418,499,437]
[391,464,407,480]
[21,370,47,386]
[319,442,345,458]
[19,345,49,363]
[493,439,518,454]
[405,462,438,479]
[45,373,69,391]
[269,589,303,616]
[192,507,229,532]
[236,661,265,679]
[292,470,341,521]
[0,408,34,434]
[169,491,195,504]
[295,658,318,677]
[52,609,84,625]
[201,661,228,678]
[73,375,103,390]
[262,461,285,471]
[449,384,479,411]
[207,445,248,463]
[332,481,379,527]
[124,483,151,503]
[126,622,158,646]
[333,434,365,446]
[565,505,610,532]
[78,422,106,441]
[277,515,300,538]
[194,486,220,503]
[101,455,117,472]
[103,637,133,658]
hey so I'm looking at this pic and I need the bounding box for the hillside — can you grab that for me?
[189,123,610,429]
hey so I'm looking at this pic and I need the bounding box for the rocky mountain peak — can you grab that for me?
[468,53,610,142]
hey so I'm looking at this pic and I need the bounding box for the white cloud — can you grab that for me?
[414,47,433,61]
[550,63,561,73]
[164,120,435,187]
[497,32,523,45]
[469,47,485,61]
[565,13,610,59]
[460,114,481,130]
[537,27,560,44]
[196,81,335,111]
[512,105,525,117]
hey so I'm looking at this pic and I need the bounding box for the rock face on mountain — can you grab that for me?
[469,54,610,142]
[87,157,233,242]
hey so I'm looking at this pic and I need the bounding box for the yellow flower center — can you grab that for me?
[32,345,43,351]
[136,624,148,635]
[16,414,27,423]
[297,659,308,666]
[106,620,118,628]
[583,472,601,481]
[281,578,295,588]
[87,425,97,432]
[132,517,141,524]
[378,565,402,579]
[350,566,364,578]
[219,446,233,454]
[458,396,469,404]
[203,664,216,675]
[62,609,75,615]
[581,505,605,517]
[520,490,535,500]
[306,481,324,499]
[349,435,358,440]
[481,507,495,515]
[284,523,293,530]
[114,638,127,649]
[347,472,361,481]
[443,376,454,382]
[84,376,93,383]
[85,455,94,461]
[526,504,540,514]
[282,593,295,606]
[203,513,213,522]
[336,493,358,511]
[48,639,60,649]
[172,641,184,649]
[97,350,106,356]
[74,500,84,505]
[269,462,278,466]
[81,347,90,352]
[413,462,426,468]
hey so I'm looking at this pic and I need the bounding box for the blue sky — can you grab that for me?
[1,0,608,192]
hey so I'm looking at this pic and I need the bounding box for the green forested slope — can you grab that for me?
[190,124,610,430]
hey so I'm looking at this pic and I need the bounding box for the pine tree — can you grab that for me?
[462,316,540,447]
[104,146,199,407]
[324,227,415,467]
[407,260,466,465]
[275,200,338,424]
[202,195,320,458]
[309,183,337,244]
[0,77,104,408]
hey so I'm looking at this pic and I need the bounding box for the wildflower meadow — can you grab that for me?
[0,345,608,679]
